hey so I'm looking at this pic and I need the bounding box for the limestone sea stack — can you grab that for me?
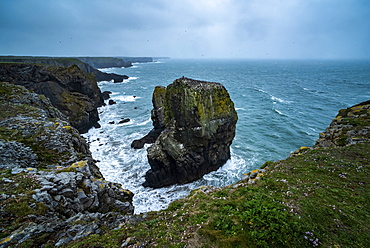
[140,77,238,188]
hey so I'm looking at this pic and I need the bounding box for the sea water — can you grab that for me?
[83,59,370,213]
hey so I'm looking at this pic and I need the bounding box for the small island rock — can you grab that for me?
[141,77,238,188]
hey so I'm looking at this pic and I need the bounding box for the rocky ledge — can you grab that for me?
[134,77,238,188]
[0,82,133,247]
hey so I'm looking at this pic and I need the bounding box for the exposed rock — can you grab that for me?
[0,82,134,247]
[101,91,112,100]
[119,118,130,124]
[108,99,117,105]
[0,63,103,133]
[0,56,129,83]
[140,77,238,188]
[315,100,370,148]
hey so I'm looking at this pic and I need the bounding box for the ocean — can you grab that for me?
[83,59,370,214]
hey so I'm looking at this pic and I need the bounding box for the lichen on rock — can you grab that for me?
[0,81,134,247]
[140,77,238,188]
[0,63,104,133]
[314,100,370,147]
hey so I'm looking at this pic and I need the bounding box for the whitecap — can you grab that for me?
[136,116,152,126]
[274,109,284,115]
[121,77,138,83]
[112,95,141,102]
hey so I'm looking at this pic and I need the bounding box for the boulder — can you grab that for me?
[140,77,238,188]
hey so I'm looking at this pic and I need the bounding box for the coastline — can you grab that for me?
[0,58,369,246]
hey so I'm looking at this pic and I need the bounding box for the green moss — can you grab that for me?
[55,167,78,173]
[163,78,237,136]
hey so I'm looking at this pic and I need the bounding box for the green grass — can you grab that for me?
[67,141,370,247]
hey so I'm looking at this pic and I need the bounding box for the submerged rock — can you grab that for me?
[141,77,238,188]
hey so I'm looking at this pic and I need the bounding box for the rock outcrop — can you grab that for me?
[0,63,104,133]
[139,77,238,188]
[315,100,370,148]
[0,81,133,247]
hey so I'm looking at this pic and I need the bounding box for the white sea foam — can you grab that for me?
[274,109,283,115]
[112,95,141,102]
[136,116,152,126]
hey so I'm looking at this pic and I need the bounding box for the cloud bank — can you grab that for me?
[0,0,369,59]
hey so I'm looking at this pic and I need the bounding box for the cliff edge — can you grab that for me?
[0,82,134,247]
[67,100,369,247]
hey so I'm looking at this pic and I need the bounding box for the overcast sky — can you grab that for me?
[1,0,369,59]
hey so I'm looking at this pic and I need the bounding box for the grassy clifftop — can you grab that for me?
[68,101,370,247]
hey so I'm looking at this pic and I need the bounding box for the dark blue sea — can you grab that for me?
[83,59,370,213]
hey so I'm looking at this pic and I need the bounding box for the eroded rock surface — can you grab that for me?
[0,63,103,133]
[0,82,133,247]
[315,100,370,148]
[139,77,238,188]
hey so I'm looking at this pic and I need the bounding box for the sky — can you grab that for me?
[0,0,369,59]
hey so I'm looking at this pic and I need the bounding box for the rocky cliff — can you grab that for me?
[0,56,129,83]
[0,63,106,133]
[116,57,153,63]
[314,100,370,147]
[139,77,238,188]
[0,82,134,247]
[77,57,132,69]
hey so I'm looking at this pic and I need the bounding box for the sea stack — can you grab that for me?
[141,77,238,188]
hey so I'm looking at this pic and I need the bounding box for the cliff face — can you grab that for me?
[0,82,133,247]
[315,100,370,147]
[116,56,153,63]
[77,57,132,68]
[142,77,238,188]
[0,56,129,83]
[0,63,104,133]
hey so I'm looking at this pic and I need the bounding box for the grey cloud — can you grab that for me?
[0,0,369,59]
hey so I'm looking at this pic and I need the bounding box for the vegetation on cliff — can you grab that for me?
[0,63,103,133]
[0,82,133,247]
[68,101,370,247]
